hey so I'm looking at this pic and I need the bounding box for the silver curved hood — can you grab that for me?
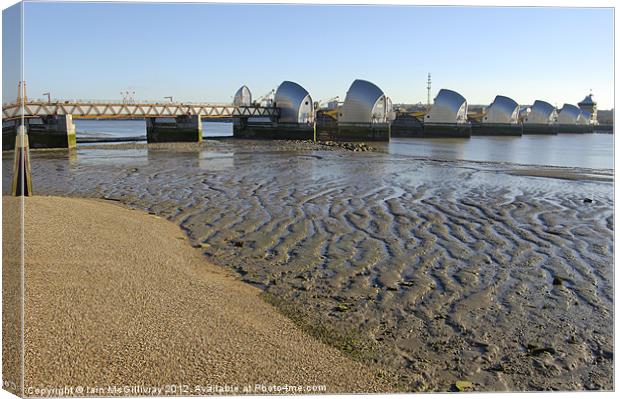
[483,95,519,124]
[386,97,395,122]
[524,100,557,124]
[557,104,581,124]
[274,81,314,123]
[578,110,591,125]
[233,85,252,106]
[518,106,531,122]
[425,89,468,124]
[339,79,392,124]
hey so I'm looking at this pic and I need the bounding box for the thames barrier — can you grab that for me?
[2,80,609,149]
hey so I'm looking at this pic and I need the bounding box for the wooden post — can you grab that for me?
[313,121,317,142]
[12,125,33,196]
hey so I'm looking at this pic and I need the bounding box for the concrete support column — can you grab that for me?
[146,115,202,143]
[333,122,392,141]
[2,115,76,149]
[233,121,315,140]
[232,117,248,137]
[2,119,19,150]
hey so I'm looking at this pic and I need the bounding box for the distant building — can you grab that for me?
[578,94,598,125]
[326,100,340,110]
[406,103,427,113]
[597,109,614,125]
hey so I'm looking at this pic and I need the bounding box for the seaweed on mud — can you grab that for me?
[259,291,405,390]
[260,291,375,359]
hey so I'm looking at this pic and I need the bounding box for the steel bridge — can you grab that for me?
[1,100,279,120]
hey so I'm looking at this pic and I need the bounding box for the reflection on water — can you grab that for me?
[4,142,611,199]
[77,148,149,166]
[75,120,613,169]
[199,152,234,171]
[202,121,233,137]
[75,119,147,137]
[74,119,233,139]
[389,133,613,169]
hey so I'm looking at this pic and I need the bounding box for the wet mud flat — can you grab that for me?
[3,139,613,392]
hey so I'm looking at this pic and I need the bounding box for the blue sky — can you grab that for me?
[2,1,615,108]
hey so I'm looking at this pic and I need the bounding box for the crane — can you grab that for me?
[120,89,136,104]
[254,89,275,107]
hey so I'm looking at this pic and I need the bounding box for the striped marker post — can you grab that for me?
[11,125,33,196]
[313,121,317,142]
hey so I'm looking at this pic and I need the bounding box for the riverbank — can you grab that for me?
[2,139,613,392]
[7,195,394,394]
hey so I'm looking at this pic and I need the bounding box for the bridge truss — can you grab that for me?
[2,101,279,120]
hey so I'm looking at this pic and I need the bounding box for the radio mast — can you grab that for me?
[426,73,431,110]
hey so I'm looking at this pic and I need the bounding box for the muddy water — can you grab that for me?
[3,140,613,392]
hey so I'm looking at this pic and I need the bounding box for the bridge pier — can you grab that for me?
[233,119,315,140]
[2,115,76,150]
[522,123,559,135]
[146,115,202,143]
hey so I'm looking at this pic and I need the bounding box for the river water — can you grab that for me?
[75,119,233,139]
[74,119,613,169]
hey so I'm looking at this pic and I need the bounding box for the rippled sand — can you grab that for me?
[3,139,613,392]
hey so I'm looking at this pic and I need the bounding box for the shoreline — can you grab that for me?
[3,138,613,180]
[2,138,613,392]
[5,195,395,394]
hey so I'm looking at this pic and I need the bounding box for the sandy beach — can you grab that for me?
[2,139,614,392]
[4,195,393,394]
